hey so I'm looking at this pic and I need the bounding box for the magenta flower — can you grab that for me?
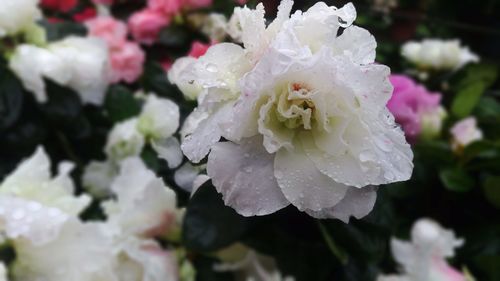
[388,75,444,142]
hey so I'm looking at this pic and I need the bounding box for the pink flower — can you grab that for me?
[187,41,211,58]
[235,0,248,5]
[182,0,212,10]
[129,9,170,45]
[387,75,442,142]
[148,0,182,15]
[85,16,128,48]
[110,42,146,83]
[41,0,78,12]
[91,0,114,5]
[161,58,173,72]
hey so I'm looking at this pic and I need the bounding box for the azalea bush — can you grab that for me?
[0,0,499,280]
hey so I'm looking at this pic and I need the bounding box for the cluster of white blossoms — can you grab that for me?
[9,36,111,105]
[401,39,479,71]
[169,0,414,221]
[0,147,190,281]
[377,218,472,281]
[84,93,182,197]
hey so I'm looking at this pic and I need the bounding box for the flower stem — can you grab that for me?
[317,221,348,265]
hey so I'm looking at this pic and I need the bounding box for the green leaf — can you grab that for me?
[183,183,248,252]
[482,176,500,209]
[451,81,486,118]
[104,85,141,123]
[40,20,87,42]
[0,64,23,130]
[140,62,177,97]
[157,25,191,49]
[475,97,500,121]
[439,167,475,192]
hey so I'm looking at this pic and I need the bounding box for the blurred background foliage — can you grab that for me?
[1,0,500,280]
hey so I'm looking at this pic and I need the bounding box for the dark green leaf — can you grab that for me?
[439,167,475,192]
[42,79,82,123]
[0,64,24,130]
[40,20,87,42]
[183,183,248,252]
[104,85,141,123]
[482,176,500,209]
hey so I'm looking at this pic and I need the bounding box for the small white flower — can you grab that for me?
[378,218,467,281]
[102,157,179,236]
[82,160,118,198]
[420,106,447,140]
[174,162,206,193]
[0,147,91,245]
[138,94,180,141]
[0,0,41,38]
[9,45,71,103]
[450,117,483,152]
[48,36,111,105]
[9,37,111,105]
[105,118,145,161]
[137,94,182,168]
[401,39,479,71]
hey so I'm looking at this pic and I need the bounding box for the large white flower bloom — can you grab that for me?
[0,147,91,245]
[178,1,413,220]
[401,39,479,71]
[9,37,111,105]
[102,157,180,237]
[0,0,41,38]
[377,218,468,281]
[48,36,111,105]
[9,45,71,103]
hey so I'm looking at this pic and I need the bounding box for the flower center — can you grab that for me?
[275,82,317,130]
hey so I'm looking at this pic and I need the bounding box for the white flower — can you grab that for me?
[12,219,118,281]
[174,162,206,193]
[0,262,7,281]
[9,44,71,103]
[0,147,91,245]
[105,118,145,161]
[102,157,180,236]
[450,117,482,152]
[138,94,183,168]
[138,94,180,141]
[48,36,111,105]
[82,160,118,198]
[0,0,41,38]
[378,218,467,281]
[178,1,413,220]
[401,39,479,71]
[9,37,111,105]
[420,106,447,140]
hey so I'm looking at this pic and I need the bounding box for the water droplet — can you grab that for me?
[206,63,218,73]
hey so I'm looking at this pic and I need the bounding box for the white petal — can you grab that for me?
[152,137,183,169]
[138,94,180,140]
[174,162,204,193]
[82,160,117,198]
[274,141,348,212]
[0,196,69,245]
[207,137,290,216]
[332,26,376,65]
[305,186,377,222]
[181,102,233,163]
